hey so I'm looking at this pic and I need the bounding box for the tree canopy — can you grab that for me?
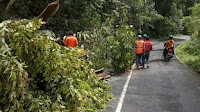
[1,0,199,37]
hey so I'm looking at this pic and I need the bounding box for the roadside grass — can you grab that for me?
[176,38,200,72]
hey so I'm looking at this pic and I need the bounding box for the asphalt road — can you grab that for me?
[103,35,200,112]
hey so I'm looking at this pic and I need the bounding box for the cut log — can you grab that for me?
[94,68,104,74]
[95,69,110,80]
[38,0,60,22]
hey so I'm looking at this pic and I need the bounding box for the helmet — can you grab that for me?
[138,35,142,38]
[143,34,147,37]
[169,35,173,39]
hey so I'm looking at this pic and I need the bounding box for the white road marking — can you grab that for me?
[115,65,134,112]
[115,44,157,112]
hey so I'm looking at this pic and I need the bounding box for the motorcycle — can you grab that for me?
[163,48,174,61]
[163,43,174,61]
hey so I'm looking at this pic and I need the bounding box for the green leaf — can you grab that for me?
[5,0,16,14]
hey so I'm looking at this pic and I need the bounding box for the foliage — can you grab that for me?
[77,6,136,73]
[176,39,200,72]
[2,0,199,71]
[181,16,192,34]
[116,0,163,37]
[0,19,113,112]
[182,3,200,37]
[177,3,200,72]
[110,24,136,72]
[152,0,184,37]
[1,0,193,38]
[2,0,112,36]
[5,0,16,14]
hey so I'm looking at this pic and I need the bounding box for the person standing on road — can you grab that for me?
[64,31,78,48]
[138,34,147,65]
[142,36,152,68]
[136,35,145,69]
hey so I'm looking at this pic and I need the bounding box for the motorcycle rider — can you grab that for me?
[163,35,175,56]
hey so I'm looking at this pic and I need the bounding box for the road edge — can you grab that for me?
[175,45,189,68]
[175,36,191,68]
[115,64,136,112]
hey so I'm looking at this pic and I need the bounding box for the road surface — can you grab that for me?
[103,36,200,112]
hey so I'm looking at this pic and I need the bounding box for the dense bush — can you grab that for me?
[76,8,136,73]
[176,39,200,72]
[177,3,200,72]
[0,19,113,112]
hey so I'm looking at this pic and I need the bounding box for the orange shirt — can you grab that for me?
[64,36,78,48]
[166,39,175,48]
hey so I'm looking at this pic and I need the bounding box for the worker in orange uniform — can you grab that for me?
[64,31,78,48]
[136,35,145,69]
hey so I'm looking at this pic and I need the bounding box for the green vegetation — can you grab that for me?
[0,19,112,112]
[1,0,198,37]
[177,3,200,72]
[77,8,136,72]
[1,0,200,111]
[177,39,200,72]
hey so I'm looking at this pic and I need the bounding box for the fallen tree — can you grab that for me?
[0,18,113,112]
